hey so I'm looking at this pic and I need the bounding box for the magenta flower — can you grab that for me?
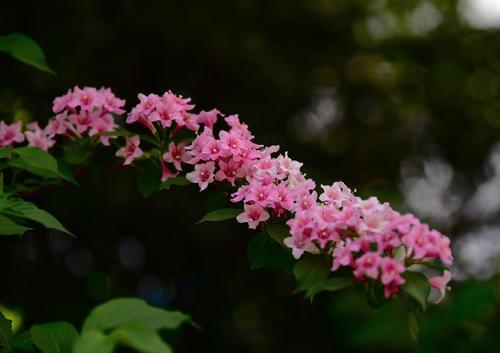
[354,252,382,280]
[115,135,143,165]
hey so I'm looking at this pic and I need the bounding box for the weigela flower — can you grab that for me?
[115,135,143,165]
[25,123,55,151]
[186,161,216,191]
[236,204,270,229]
[0,121,25,147]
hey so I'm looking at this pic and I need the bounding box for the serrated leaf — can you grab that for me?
[0,312,14,352]
[0,214,32,235]
[82,298,192,333]
[0,33,55,74]
[137,163,161,198]
[158,176,190,191]
[196,208,242,224]
[73,331,114,353]
[0,198,73,236]
[247,232,294,271]
[31,322,79,353]
[401,271,431,311]
[111,323,173,353]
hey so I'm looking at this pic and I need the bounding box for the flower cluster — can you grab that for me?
[0,87,126,151]
[1,86,453,302]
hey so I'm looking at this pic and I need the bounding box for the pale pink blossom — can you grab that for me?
[186,161,216,191]
[115,136,143,165]
[0,121,25,147]
[236,204,270,229]
[25,123,55,151]
[429,270,452,303]
[163,142,190,171]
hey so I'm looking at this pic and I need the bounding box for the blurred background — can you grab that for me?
[0,0,499,352]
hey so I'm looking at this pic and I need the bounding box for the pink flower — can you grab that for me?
[115,135,143,165]
[429,270,452,303]
[186,161,216,191]
[53,89,74,113]
[45,113,70,138]
[319,181,353,208]
[163,142,190,171]
[161,162,178,182]
[127,93,161,129]
[236,204,270,229]
[99,87,126,114]
[332,240,361,271]
[215,159,245,185]
[197,109,220,129]
[0,121,25,147]
[25,123,55,151]
[380,258,405,287]
[88,114,117,145]
[354,252,382,280]
[69,86,99,111]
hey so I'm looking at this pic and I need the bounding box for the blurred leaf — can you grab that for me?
[196,208,241,224]
[0,147,13,159]
[82,298,192,333]
[137,163,161,198]
[12,330,35,352]
[0,214,31,235]
[401,271,430,311]
[0,197,73,236]
[407,311,420,342]
[62,143,91,165]
[158,176,190,191]
[293,255,331,299]
[111,323,173,353]
[264,223,290,247]
[366,281,385,309]
[0,312,14,352]
[30,322,79,353]
[247,232,294,271]
[0,33,55,74]
[56,160,79,186]
[203,186,229,212]
[73,331,114,353]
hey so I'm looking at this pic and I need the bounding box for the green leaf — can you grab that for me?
[73,331,115,353]
[196,208,241,224]
[401,271,431,311]
[82,298,192,333]
[293,255,331,299]
[366,281,385,309]
[247,232,294,271]
[11,147,75,184]
[111,323,173,353]
[0,147,13,159]
[319,277,354,293]
[62,144,91,165]
[137,163,161,198]
[407,310,420,342]
[31,322,79,353]
[56,160,79,186]
[0,312,14,352]
[0,214,32,235]
[264,223,290,247]
[12,330,35,352]
[0,197,73,236]
[0,33,55,74]
[158,176,191,191]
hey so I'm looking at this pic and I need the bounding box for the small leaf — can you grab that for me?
[293,255,331,299]
[137,163,161,198]
[0,198,73,236]
[111,323,173,353]
[73,331,114,353]
[0,214,32,235]
[407,311,420,342]
[247,232,294,271]
[401,271,431,311]
[158,176,190,191]
[31,322,79,353]
[56,160,79,186]
[0,312,14,352]
[82,298,192,333]
[264,223,290,247]
[196,208,242,224]
[0,33,55,74]
[62,144,91,165]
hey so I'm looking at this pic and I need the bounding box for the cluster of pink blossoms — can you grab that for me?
[1,87,452,301]
[0,87,126,151]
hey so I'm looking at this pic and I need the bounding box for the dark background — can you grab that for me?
[1,1,499,352]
